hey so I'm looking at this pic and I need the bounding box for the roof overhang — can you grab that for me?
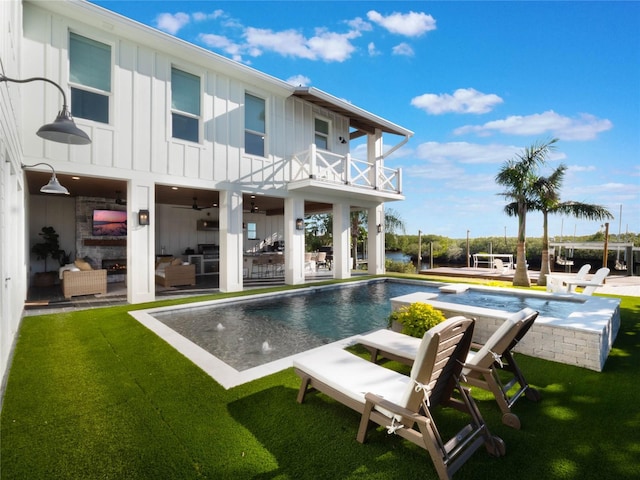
[293,87,413,139]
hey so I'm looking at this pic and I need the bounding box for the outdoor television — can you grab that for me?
[92,209,127,236]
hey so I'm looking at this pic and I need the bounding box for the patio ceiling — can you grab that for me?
[24,171,333,215]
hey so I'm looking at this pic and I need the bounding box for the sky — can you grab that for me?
[90,0,639,240]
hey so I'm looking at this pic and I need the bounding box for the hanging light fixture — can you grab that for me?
[0,74,91,145]
[21,162,70,195]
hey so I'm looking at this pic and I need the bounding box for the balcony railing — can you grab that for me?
[289,145,402,194]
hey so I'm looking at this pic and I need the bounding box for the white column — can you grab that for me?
[284,196,305,285]
[367,128,383,189]
[367,204,385,274]
[332,202,351,279]
[219,190,244,292]
[127,179,155,304]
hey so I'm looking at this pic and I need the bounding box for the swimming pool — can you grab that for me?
[130,279,615,387]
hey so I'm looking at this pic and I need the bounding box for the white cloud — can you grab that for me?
[347,17,373,32]
[192,10,224,22]
[155,12,190,35]
[392,42,414,56]
[286,74,311,87]
[241,27,358,62]
[367,42,380,56]
[307,29,359,62]
[454,110,613,140]
[411,88,503,115]
[415,141,523,164]
[198,33,244,59]
[567,164,597,173]
[367,10,437,37]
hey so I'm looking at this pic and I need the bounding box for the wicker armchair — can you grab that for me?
[62,269,108,299]
[155,262,196,287]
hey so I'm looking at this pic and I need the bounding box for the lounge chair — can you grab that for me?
[546,264,591,293]
[493,258,510,274]
[564,267,610,295]
[294,316,506,480]
[358,308,541,429]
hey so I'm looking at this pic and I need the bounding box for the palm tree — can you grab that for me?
[496,138,558,287]
[530,165,612,286]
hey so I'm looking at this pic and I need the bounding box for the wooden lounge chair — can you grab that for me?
[358,308,541,429]
[294,316,505,480]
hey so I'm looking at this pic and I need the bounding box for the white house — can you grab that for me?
[0,0,413,383]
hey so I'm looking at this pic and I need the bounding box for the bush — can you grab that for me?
[385,260,416,273]
[388,302,446,338]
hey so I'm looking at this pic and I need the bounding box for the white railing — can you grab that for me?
[289,145,401,193]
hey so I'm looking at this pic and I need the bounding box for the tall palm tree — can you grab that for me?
[496,138,558,287]
[530,165,612,286]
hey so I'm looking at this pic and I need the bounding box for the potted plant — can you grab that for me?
[31,226,62,286]
[388,302,446,338]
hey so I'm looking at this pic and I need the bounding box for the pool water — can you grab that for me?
[151,280,583,371]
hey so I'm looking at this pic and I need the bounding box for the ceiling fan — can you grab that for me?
[115,190,126,205]
[174,197,212,211]
[243,201,262,213]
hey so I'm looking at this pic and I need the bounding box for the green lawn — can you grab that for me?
[1,279,639,479]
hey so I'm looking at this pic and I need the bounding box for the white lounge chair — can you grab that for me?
[294,316,506,480]
[564,267,610,296]
[358,308,541,429]
[546,264,591,293]
[493,258,510,274]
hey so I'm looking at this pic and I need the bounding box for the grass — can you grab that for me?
[1,277,639,479]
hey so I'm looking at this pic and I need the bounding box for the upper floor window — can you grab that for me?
[69,33,111,124]
[315,118,329,150]
[171,68,201,142]
[245,93,265,157]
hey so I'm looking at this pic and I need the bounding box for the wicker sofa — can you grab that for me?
[155,258,196,287]
[62,269,108,299]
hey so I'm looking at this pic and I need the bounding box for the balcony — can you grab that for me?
[288,145,403,203]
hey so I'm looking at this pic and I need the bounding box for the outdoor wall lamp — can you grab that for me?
[0,74,91,145]
[21,162,69,195]
[296,218,305,231]
[138,210,150,226]
[377,224,383,234]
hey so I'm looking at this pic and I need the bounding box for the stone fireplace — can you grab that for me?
[76,196,127,283]
[102,258,127,275]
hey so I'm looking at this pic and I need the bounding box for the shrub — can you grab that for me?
[385,259,416,274]
[388,302,446,338]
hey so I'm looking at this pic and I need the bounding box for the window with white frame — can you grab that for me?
[315,117,329,150]
[171,67,201,142]
[247,222,257,240]
[245,93,266,156]
[69,33,111,124]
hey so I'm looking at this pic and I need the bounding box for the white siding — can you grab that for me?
[20,3,352,193]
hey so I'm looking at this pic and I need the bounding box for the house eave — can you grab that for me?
[292,87,414,138]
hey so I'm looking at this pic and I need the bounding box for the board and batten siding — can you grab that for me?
[21,2,351,194]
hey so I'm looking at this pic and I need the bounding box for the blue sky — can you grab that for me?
[91,1,639,240]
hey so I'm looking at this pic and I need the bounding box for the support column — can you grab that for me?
[219,190,244,292]
[332,202,351,279]
[367,204,385,274]
[127,179,155,304]
[284,196,305,285]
